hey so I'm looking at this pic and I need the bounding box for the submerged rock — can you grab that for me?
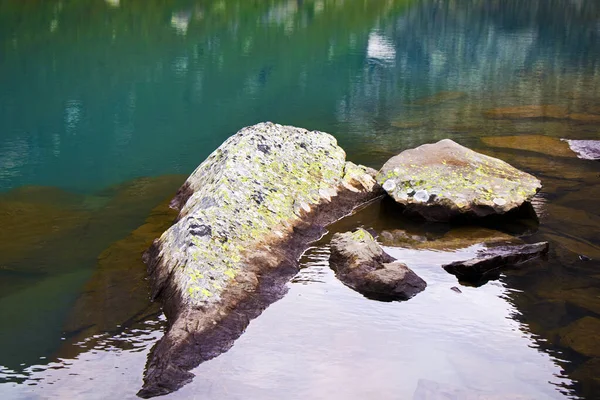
[562,139,600,160]
[329,228,426,300]
[481,135,576,158]
[61,199,179,356]
[559,317,600,357]
[483,105,569,120]
[442,242,549,280]
[376,139,542,221]
[379,227,518,251]
[139,122,383,397]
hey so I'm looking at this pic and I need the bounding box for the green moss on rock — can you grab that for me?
[153,122,379,306]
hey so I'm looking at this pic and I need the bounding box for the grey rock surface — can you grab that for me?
[376,139,542,221]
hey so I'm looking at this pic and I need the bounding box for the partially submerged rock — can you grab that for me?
[139,122,383,397]
[562,139,600,160]
[329,228,426,300]
[442,242,549,280]
[376,139,542,221]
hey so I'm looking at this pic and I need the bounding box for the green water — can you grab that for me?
[1,0,600,399]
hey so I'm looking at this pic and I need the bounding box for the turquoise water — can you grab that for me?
[1,0,600,399]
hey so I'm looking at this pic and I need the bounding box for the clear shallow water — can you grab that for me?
[1,0,600,399]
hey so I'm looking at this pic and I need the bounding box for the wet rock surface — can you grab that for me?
[139,122,383,397]
[376,139,542,221]
[442,242,549,281]
[329,228,426,300]
[562,139,600,160]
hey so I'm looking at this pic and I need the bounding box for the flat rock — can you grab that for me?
[481,135,576,158]
[379,227,518,251]
[139,122,383,397]
[483,105,569,120]
[562,139,600,160]
[442,242,549,280]
[376,139,542,221]
[559,317,600,357]
[329,228,426,300]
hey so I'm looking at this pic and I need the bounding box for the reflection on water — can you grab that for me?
[0,0,600,399]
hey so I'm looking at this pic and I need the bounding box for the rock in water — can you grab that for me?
[138,122,383,398]
[329,228,426,300]
[562,139,600,160]
[442,242,549,280]
[376,139,542,221]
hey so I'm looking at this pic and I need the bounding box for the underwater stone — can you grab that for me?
[139,122,383,398]
[376,139,542,222]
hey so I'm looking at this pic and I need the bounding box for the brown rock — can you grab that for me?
[559,317,600,357]
[481,135,576,158]
[329,228,426,300]
[379,227,518,251]
[483,105,569,120]
[568,113,600,123]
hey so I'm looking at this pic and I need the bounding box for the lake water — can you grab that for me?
[1,0,600,399]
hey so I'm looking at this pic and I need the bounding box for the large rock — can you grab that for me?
[442,242,549,281]
[329,228,426,300]
[139,122,383,397]
[376,139,542,221]
[562,139,600,160]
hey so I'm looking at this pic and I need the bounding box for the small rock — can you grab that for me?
[450,286,462,293]
[329,228,426,300]
[579,255,592,261]
[442,242,549,280]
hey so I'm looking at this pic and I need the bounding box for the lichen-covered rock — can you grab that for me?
[562,139,600,160]
[376,139,542,221]
[139,122,383,398]
[329,228,426,300]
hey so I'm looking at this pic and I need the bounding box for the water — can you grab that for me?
[1,0,600,398]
